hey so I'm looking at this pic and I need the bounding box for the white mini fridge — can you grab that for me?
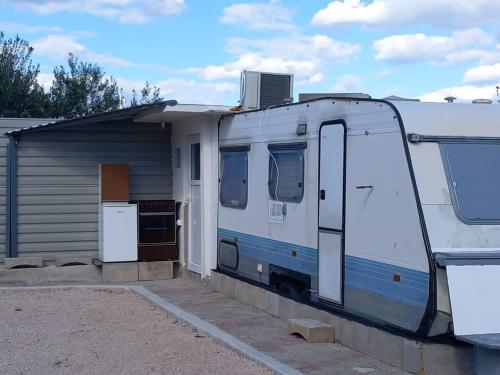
[98,202,138,262]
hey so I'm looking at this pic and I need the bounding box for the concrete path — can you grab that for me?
[141,278,410,375]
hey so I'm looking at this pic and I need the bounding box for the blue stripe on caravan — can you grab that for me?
[345,255,429,307]
[217,228,429,307]
[218,228,317,275]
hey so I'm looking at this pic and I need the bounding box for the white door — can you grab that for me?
[318,122,346,304]
[188,135,202,273]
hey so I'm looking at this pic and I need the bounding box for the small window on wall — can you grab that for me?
[220,146,249,209]
[191,143,200,180]
[268,142,306,203]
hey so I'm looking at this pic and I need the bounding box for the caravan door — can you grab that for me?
[318,121,346,304]
[187,135,202,274]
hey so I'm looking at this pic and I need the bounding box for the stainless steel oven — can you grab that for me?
[134,200,177,261]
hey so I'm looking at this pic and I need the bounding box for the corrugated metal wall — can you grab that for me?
[16,121,173,259]
[0,118,55,259]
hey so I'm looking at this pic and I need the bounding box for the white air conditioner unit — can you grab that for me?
[240,70,294,111]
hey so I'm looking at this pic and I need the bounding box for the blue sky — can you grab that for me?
[1,0,499,105]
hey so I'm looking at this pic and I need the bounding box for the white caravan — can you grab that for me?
[217,97,500,353]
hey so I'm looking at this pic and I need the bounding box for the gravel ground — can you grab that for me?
[0,288,273,375]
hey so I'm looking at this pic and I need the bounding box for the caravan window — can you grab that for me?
[268,143,306,203]
[220,147,249,209]
[441,141,500,224]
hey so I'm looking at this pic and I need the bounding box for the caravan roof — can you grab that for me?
[391,100,500,137]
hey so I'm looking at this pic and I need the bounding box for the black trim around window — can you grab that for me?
[219,148,249,209]
[268,142,307,151]
[409,134,500,225]
[218,239,239,271]
[268,143,306,203]
[219,145,250,152]
[440,140,500,225]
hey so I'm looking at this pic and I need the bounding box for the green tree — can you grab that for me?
[130,81,163,106]
[48,53,122,118]
[0,32,49,117]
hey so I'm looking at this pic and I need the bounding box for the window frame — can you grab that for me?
[218,239,239,271]
[439,139,500,225]
[219,145,250,209]
[267,142,307,204]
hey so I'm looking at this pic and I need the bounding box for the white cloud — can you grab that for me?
[117,77,238,104]
[463,64,500,84]
[418,85,498,103]
[4,0,185,24]
[0,21,63,34]
[298,73,324,85]
[32,35,85,60]
[226,35,361,63]
[311,0,500,29]
[374,69,393,78]
[37,73,54,91]
[86,52,132,67]
[189,35,361,85]
[32,35,131,67]
[220,0,295,31]
[38,75,236,104]
[373,28,493,64]
[332,74,363,91]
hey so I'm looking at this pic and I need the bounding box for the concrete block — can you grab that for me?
[335,319,370,354]
[4,257,43,269]
[0,265,102,285]
[38,265,102,284]
[367,326,404,368]
[266,290,280,317]
[0,267,41,285]
[403,339,423,374]
[101,262,138,282]
[208,272,223,292]
[288,318,335,343]
[234,279,249,304]
[352,321,370,354]
[278,296,299,320]
[325,313,344,333]
[138,261,174,281]
[247,283,267,310]
[295,303,319,320]
[296,303,332,325]
[422,342,474,375]
[54,255,93,267]
[336,318,355,349]
[221,273,236,299]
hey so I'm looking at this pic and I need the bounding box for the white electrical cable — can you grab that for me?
[257,105,282,204]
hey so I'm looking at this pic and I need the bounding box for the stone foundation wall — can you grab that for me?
[206,271,474,375]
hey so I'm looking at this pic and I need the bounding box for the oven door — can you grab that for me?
[138,213,176,244]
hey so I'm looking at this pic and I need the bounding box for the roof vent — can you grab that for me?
[383,95,419,102]
[240,70,293,111]
[472,99,493,104]
[445,96,456,103]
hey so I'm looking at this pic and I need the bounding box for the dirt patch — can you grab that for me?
[0,288,273,375]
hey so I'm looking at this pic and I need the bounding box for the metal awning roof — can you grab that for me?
[5,100,232,137]
[136,103,233,123]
